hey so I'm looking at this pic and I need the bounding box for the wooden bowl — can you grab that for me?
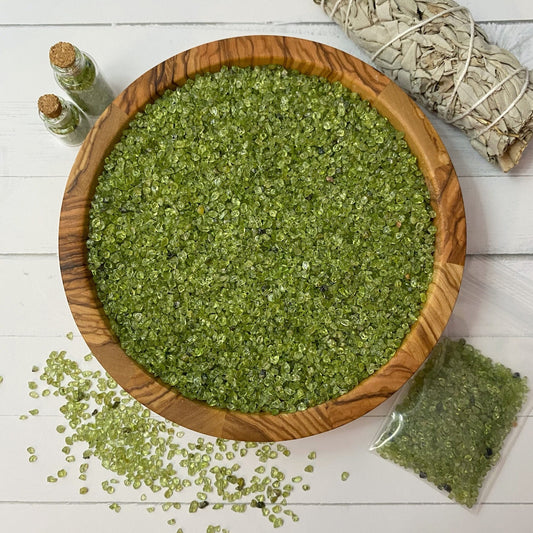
[59,35,466,441]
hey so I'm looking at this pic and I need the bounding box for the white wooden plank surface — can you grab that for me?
[1,22,531,103]
[1,255,533,338]
[2,1,533,532]
[0,22,531,258]
[1,502,532,533]
[0,335,531,533]
[0,0,530,24]
[0,413,531,504]
[0,177,64,254]
[459,177,533,254]
[1,22,531,179]
[3,335,532,417]
[1,336,531,503]
[4,97,532,179]
[2,174,533,255]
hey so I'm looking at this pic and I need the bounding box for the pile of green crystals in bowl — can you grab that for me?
[371,338,529,508]
[87,64,436,414]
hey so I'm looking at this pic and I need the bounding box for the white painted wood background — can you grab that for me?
[1,1,532,532]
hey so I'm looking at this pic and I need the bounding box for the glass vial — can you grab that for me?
[49,41,114,116]
[38,94,90,146]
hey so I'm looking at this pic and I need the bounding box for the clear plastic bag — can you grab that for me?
[370,338,530,508]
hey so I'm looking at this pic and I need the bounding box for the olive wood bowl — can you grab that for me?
[59,35,466,441]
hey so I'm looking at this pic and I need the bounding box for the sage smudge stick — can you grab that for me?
[316,0,533,171]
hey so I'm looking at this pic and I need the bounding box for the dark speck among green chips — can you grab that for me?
[87,65,436,413]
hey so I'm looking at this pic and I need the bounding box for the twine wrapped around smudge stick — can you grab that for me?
[316,0,533,171]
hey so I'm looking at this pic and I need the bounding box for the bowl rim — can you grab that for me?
[58,35,466,441]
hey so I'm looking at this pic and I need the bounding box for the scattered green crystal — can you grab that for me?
[22,348,314,530]
[341,471,350,481]
[87,64,436,414]
[373,338,529,508]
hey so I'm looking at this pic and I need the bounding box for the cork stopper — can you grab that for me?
[49,41,76,68]
[38,94,63,119]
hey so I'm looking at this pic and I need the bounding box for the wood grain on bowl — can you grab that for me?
[58,35,466,441]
